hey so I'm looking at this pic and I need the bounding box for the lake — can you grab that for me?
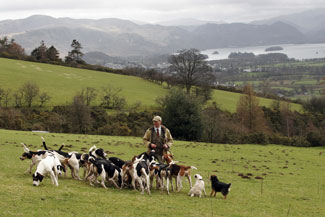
[202,43,325,60]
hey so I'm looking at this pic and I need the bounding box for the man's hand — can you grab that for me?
[151,143,157,149]
[163,144,169,149]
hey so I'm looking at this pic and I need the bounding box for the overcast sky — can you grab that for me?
[1,0,325,23]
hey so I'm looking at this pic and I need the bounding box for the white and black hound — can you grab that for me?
[20,141,64,174]
[150,162,171,194]
[20,143,48,174]
[108,157,125,169]
[86,157,122,189]
[42,137,81,180]
[32,152,64,187]
[163,152,197,192]
[89,145,107,159]
[127,154,151,194]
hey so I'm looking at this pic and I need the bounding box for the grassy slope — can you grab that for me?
[210,90,302,113]
[0,58,302,112]
[0,129,324,217]
[0,58,168,107]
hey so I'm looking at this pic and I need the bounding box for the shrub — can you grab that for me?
[243,132,269,145]
[159,89,202,141]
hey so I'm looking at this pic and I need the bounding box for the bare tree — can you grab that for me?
[13,90,24,108]
[3,88,11,107]
[21,82,40,108]
[39,92,51,107]
[169,48,213,94]
[0,88,4,107]
[101,86,126,109]
[237,85,266,133]
[81,87,97,106]
[280,102,292,137]
[70,94,92,133]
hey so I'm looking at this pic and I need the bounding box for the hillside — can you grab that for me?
[0,129,324,216]
[0,58,168,107]
[0,58,302,112]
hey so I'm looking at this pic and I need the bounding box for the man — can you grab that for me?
[143,115,173,163]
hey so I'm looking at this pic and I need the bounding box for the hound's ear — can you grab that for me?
[59,165,66,172]
[22,143,30,152]
[37,173,44,182]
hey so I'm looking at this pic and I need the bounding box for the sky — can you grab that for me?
[1,0,325,23]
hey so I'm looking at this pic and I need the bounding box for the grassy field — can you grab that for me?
[0,58,302,112]
[0,129,324,217]
[210,89,302,113]
[0,58,168,107]
[294,80,319,85]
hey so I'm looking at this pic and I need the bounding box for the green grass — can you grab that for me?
[271,62,325,67]
[0,58,301,112]
[295,80,318,85]
[210,89,302,113]
[0,129,324,217]
[273,87,294,91]
[0,58,168,107]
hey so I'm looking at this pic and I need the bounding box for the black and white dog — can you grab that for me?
[20,143,48,174]
[86,157,122,189]
[32,152,64,186]
[150,162,171,194]
[126,154,152,194]
[75,153,90,178]
[108,157,125,169]
[42,137,81,180]
[89,145,107,159]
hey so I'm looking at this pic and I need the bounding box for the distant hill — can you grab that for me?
[251,8,325,34]
[191,21,305,50]
[155,18,224,26]
[83,52,118,66]
[0,15,314,58]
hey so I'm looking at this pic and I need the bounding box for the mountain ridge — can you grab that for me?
[1,14,323,57]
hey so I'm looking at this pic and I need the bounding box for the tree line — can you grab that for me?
[0,82,128,110]
[0,37,85,65]
[0,83,324,147]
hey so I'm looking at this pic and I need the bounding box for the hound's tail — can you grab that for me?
[184,166,197,170]
[89,145,97,153]
[41,137,48,150]
[58,144,64,151]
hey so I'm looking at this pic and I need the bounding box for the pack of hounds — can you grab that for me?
[20,137,232,199]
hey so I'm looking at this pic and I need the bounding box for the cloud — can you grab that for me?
[0,0,325,22]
